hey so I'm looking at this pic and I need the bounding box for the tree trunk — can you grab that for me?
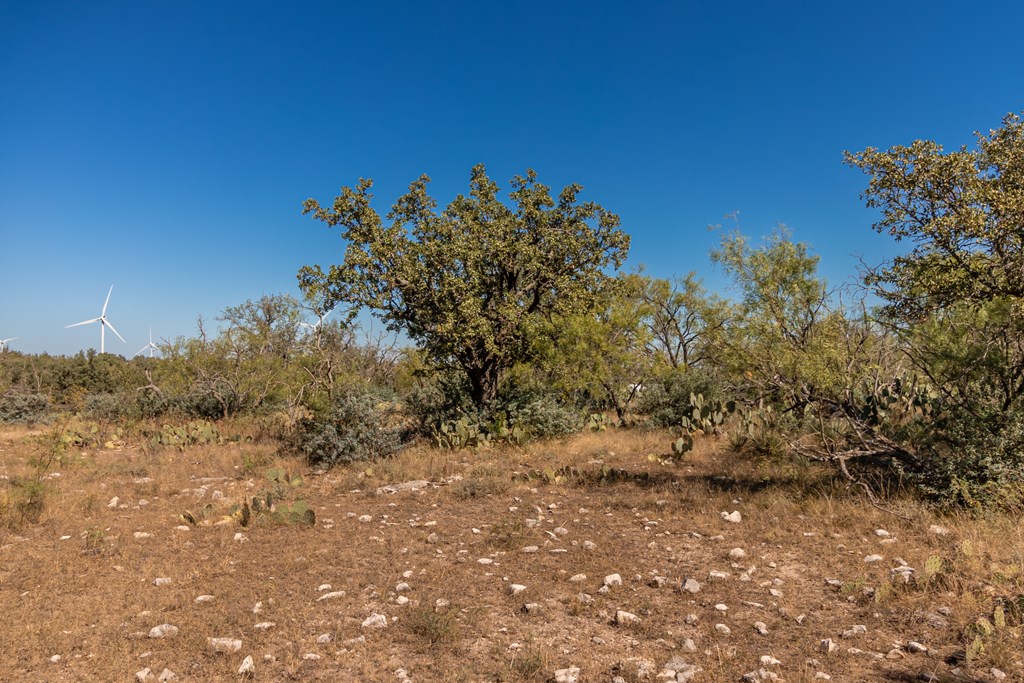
[466,361,500,413]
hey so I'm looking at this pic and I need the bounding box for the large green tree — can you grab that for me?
[299,164,629,409]
[845,112,1024,321]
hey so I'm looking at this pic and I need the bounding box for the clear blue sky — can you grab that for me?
[2,1,1022,355]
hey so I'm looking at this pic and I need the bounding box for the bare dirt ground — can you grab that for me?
[1,424,1022,682]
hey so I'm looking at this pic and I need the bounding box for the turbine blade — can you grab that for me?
[102,285,114,316]
[136,344,149,356]
[66,318,100,328]
[103,319,127,343]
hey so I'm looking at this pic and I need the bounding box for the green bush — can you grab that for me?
[403,369,476,436]
[294,392,403,467]
[84,393,136,421]
[0,391,51,424]
[914,408,1024,510]
[637,370,726,428]
[495,391,580,440]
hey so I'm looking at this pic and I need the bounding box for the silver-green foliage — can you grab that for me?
[294,392,402,467]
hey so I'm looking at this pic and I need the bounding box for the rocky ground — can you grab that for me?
[1,427,1022,682]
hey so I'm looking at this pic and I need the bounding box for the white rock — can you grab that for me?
[135,668,153,682]
[753,621,769,635]
[875,529,891,538]
[233,532,247,543]
[709,570,730,579]
[134,532,153,540]
[721,510,742,523]
[521,545,539,553]
[554,667,580,683]
[569,573,587,583]
[107,497,119,509]
[316,591,346,601]
[396,596,409,606]
[317,584,332,592]
[583,540,597,550]
[361,612,387,628]
[395,582,410,592]
[303,653,320,661]
[195,595,215,603]
[760,655,781,666]
[510,584,527,595]
[316,633,332,644]
[238,655,255,675]
[814,674,831,681]
[615,610,640,625]
[253,622,275,630]
[477,557,493,565]
[207,638,243,653]
[906,641,928,653]
[715,604,728,612]
[729,548,747,560]
[842,625,867,638]
[358,515,372,523]
[820,638,838,653]
[148,624,178,639]
[682,578,701,593]
[928,524,950,536]
[991,668,1007,681]
[153,577,171,586]
[715,623,731,635]
[864,554,883,563]
[157,669,176,682]
[48,654,61,663]
[604,573,622,587]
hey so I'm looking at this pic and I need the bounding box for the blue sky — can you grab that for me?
[2,1,1022,355]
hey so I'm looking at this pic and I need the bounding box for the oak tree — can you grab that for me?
[299,165,629,410]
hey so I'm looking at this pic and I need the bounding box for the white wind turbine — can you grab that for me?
[136,326,160,358]
[0,337,17,352]
[65,285,126,354]
[300,308,332,332]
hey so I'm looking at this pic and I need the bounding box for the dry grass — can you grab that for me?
[1,423,1022,681]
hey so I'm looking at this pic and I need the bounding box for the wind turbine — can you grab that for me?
[300,308,332,331]
[136,326,160,358]
[65,285,126,354]
[0,337,17,352]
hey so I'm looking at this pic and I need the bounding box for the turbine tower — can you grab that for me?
[66,285,126,354]
[0,337,17,352]
[136,326,160,358]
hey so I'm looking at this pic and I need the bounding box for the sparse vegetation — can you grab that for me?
[4,113,1024,680]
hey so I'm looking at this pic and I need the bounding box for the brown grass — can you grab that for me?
[1,423,1022,681]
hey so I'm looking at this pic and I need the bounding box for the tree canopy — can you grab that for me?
[845,112,1024,322]
[299,164,629,409]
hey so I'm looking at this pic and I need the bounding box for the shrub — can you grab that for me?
[913,409,1024,510]
[293,392,403,467]
[495,392,580,440]
[84,393,136,421]
[403,369,476,436]
[637,369,726,428]
[0,391,51,424]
